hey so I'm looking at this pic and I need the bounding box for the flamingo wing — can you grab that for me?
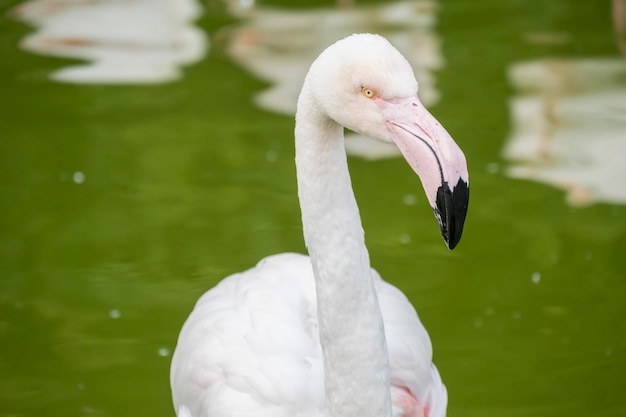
[171,253,325,417]
[375,273,448,417]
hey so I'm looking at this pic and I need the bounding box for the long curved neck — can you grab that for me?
[295,84,392,417]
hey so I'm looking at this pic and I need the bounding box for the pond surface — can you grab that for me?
[1,1,625,416]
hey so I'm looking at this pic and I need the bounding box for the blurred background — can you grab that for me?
[1,0,625,416]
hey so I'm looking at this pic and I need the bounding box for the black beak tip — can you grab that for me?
[434,178,469,250]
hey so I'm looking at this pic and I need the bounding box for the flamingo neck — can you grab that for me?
[295,85,392,417]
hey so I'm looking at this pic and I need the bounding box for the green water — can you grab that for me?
[1,1,625,416]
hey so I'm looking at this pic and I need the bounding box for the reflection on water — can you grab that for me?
[10,0,207,84]
[503,58,626,206]
[224,0,442,159]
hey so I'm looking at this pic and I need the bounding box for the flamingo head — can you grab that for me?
[303,33,469,249]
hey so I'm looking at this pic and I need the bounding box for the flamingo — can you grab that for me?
[170,33,469,417]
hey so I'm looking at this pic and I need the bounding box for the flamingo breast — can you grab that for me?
[170,253,445,417]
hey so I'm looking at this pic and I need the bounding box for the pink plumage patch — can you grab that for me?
[391,386,426,417]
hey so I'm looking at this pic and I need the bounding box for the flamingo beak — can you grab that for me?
[376,97,469,249]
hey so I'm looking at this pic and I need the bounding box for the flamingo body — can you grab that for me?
[171,253,446,417]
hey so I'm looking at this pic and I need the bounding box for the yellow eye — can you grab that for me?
[362,87,376,98]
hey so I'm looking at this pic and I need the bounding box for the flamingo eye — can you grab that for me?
[361,87,376,98]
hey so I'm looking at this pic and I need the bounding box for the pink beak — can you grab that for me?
[376,96,469,249]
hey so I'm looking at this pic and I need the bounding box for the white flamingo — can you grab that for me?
[170,33,469,417]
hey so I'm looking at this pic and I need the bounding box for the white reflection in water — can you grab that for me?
[503,58,626,206]
[73,170,85,184]
[224,0,443,160]
[531,271,541,284]
[108,308,122,319]
[402,193,418,206]
[398,233,411,245]
[10,0,207,84]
